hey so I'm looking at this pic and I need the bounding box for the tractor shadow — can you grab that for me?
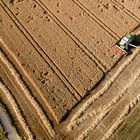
[127,34,140,55]
[133,34,140,46]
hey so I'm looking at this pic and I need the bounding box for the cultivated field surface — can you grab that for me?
[0,0,140,139]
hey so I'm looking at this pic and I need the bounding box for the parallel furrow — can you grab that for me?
[36,0,125,70]
[0,79,33,140]
[1,3,84,122]
[111,0,140,22]
[72,0,120,39]
[74,0,139,37]
[35,0,106,72]
[68,48,140,129]
[0,47,55,138]
[0,38,65,125]
[0,1,81,100]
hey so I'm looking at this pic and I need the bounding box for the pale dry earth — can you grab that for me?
[0,103,20,140]
[0,0,140,139]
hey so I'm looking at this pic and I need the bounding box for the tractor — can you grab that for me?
[113,33,138,55]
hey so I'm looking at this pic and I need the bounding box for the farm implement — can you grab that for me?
[113,33,139,55]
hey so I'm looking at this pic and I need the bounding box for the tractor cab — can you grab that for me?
[118,33,136,51]
[113,33,137,55]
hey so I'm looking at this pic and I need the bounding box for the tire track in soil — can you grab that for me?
[36,0,122,70]
[0,27,79,124]
[0,79,33,140]
[0,6,79,123]
[72,0,120,39]
[76,0,139,37]
[0,34,65,126]
[29,0,105,95]
[76,65,140,140]
[35,0,107,72]
[35,0,117,72]
[0,0,103,96]
[0,63,52,140]
[1,1,85,123]
[111,0,140,22]
[0,46,56,138]
[0,1,82,100]
[0,0,100,99]
[68,48,140,130]
[115,0,140,21]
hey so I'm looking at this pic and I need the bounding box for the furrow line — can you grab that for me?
[0,35,79,123]
[36,0,106,72]
[111,0,140,22]
[0,79,33,140]
[0,1,81,100]
[72,0,120,39]
[68,48,140,126]
[75,67,140,140]
[0,48,56,138]
[101,92,140,140]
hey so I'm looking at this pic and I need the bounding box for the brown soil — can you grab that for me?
[0,0,140,139]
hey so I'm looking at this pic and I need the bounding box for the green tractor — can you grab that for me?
[119,33,136,50]
[114,33,137,55]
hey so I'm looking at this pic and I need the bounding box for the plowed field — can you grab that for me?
[0,0,140,139]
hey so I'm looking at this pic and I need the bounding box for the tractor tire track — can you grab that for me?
[31,0,105,95]
[35,0,107,72]
[0,4,80,122]
[0,1,82,100]
[0,36,63,124]
[37,0,121,70]
[111,0,140,22]
[0,32,79,123]
[68,48,140,129]
[73,0,139,37]
[0,46,56,138]
[72,0,120,40]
